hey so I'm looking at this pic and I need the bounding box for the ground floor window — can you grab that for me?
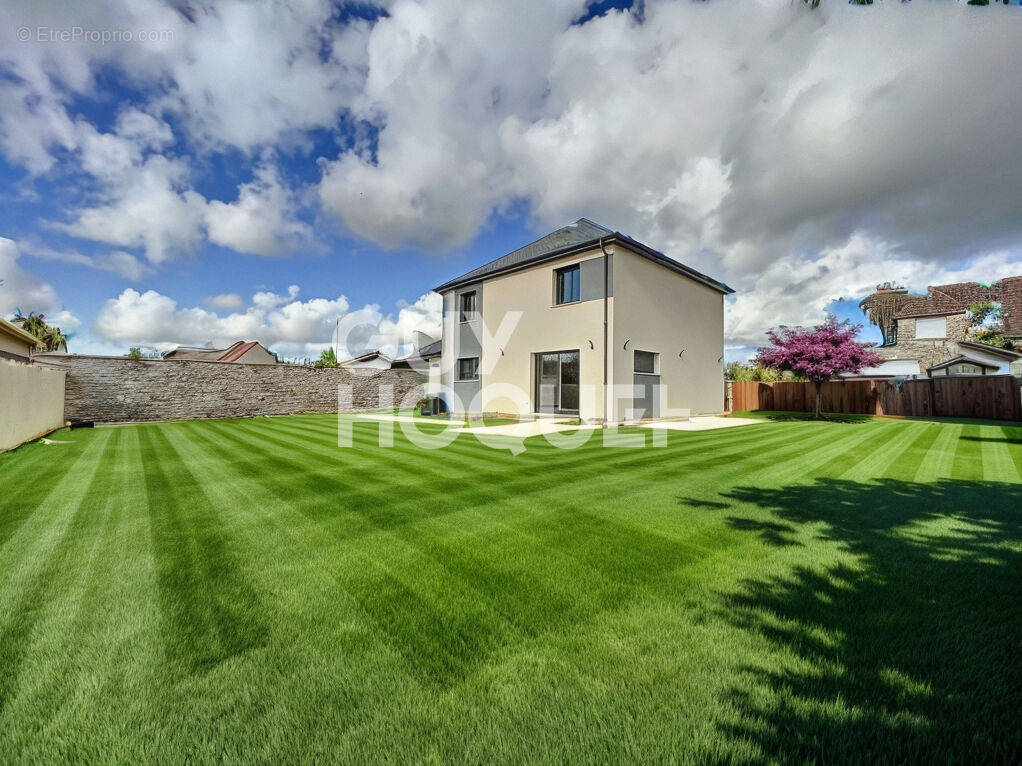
[634,350,658,374]
[534,350,579,412]
[457,357,479,381]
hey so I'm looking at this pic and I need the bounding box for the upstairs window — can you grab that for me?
[459,291,477,322]
[915,316,947,339]
[555,265,580,305]
[457,357,479,381]
[634,350,658,374]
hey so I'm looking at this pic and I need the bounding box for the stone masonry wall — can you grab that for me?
[52,355,426,423]
[875,315,973,370]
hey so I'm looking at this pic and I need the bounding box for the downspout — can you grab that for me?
[600,236,611,427]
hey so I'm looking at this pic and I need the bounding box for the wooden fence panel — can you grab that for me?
[728,376,1021,422]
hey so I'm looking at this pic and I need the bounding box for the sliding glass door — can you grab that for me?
[534,350,580,413]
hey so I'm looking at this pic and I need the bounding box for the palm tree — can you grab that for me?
[11,309,68,352]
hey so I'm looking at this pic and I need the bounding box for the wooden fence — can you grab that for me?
[728,375,1022,422]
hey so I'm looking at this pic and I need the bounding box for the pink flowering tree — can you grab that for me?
[755,318,883,418]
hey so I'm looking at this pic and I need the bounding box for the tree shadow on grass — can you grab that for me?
[711,478,1022,764]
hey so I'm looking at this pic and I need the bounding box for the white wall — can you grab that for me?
[479,246,613,421]
[611,247,725,419]
[0,359,66,452]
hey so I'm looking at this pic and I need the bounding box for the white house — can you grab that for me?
[432,219,733,423]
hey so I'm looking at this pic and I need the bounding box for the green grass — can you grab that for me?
[1,415,1020,764]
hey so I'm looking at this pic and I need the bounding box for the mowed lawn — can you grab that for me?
[1,414,1021,764]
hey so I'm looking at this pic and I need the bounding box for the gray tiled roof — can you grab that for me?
[434,218,612,292]
[434,217,733,294]
[417,339,442,358]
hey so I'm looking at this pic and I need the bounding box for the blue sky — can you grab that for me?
[1,0,1019,360]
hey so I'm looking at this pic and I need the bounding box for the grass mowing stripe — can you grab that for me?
[838,420,933,483]
[0,431,97,554]
[260,414,879,555]
[138,427,268,676]
[10,430,137,754]
[278,411,777,471]
[189,420,760,688]
[1000,424,1022,480]
[180,422,516,688]
[0,429,118,720]
[978,425,1020,483]
[196,420,471,540]
[951,425,984,481]
[879,422,942,480]
[0,429,113,603]
[912,423,961,483]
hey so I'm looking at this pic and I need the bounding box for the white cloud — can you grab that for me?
[53,119,208,262]
[205,164,313,256]
[725,234,1022,348]
[319,0,586,249]
[57,158,208,263]
[5,0,1022,351]
[0,0,366,165]
[19,240,149,281]
[92,285,442,360]
[316,1,1022,269]
[204,293,245,312]
[53,119,312,261]
[0,237,80,333]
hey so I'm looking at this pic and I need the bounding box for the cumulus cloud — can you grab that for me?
[56,156,208,263]
[5,0,1022,350]
[0,0,365,165]
[92,285,442,360]
[314,1,1022,341]
[0,237,80,332]
[316,2,1022,266]
[205,164,313,256]
[726,236,1022,349]
[48,117,312,262]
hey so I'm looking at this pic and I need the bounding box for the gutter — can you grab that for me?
[600,236,611,427]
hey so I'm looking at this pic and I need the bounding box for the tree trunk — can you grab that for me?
[814,381,822,419]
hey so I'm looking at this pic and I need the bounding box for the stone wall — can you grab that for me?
[875,314,972,370]
[49,355,425,423]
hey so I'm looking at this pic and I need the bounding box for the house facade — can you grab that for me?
[859,278,1022,377]
[0,316,42,362]
[433,219,733,423]
[163,340,278,364]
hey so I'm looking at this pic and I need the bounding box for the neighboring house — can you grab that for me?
[432,218,733,422]
[340,350,396,370]
[0,316,43,362]
[163,340,278,364]
[416,339,443,397]
[342,341,442,382]
[860,278,1022,377]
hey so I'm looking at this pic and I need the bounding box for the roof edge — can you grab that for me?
[0,316,44,347]
[433,233,734,295]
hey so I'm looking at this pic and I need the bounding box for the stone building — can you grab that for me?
[858,278,1022,377]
